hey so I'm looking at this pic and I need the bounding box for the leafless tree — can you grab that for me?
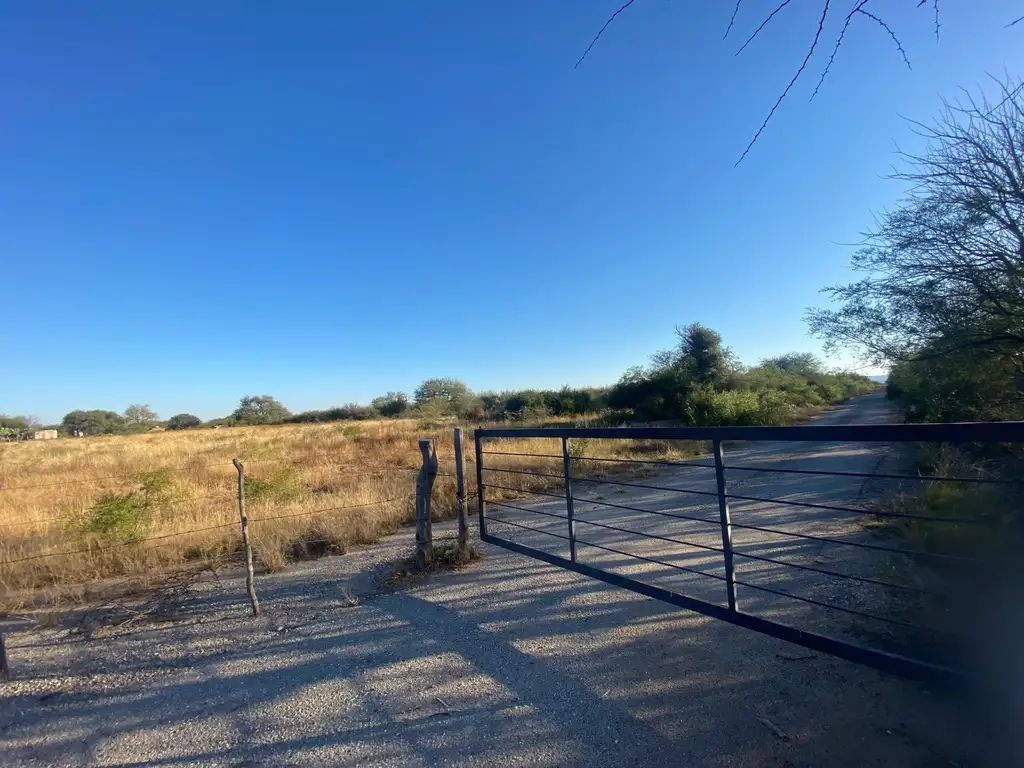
[123,403,159,425]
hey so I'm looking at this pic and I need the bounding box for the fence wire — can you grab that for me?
[0,461,238,493]
[475,423,1022,682]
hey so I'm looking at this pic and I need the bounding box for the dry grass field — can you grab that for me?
[0,419,695,611]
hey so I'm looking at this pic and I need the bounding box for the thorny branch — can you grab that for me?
[857,9,912,70]
[811,1,869,101]
[575,0,638,70]
[724,0,743,40]
[734,0,832,166]
[735,0,796,57]
[576,1,1023,162]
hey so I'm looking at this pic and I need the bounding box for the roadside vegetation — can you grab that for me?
[3,326,874,441]
[0,323,874,608]
[808,78,1024,559]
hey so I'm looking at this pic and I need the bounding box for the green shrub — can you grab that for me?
[887,349,1023,424]
[60,409,126,435]
[167,413,202,430]
[755,389,795,425]
[245,467,303,503]
[138,467,175,502]
[476,387,606,420]
[73,466,180,543]
[371,392,409,417]
[78,492,148,543]
[287,404,376,423]
[685,388,759,426]
[232,395,290,425]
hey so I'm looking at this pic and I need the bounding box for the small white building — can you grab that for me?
[34,429,59,440]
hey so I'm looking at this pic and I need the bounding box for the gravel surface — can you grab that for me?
[0,396,992,766]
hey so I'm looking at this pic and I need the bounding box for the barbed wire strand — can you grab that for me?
[0,521,241,566]
[249,494,412,524]
[0,461,429,494]
[0,492,238,530]
[0,462,238,493]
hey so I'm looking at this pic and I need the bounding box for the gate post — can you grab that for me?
[233,459,261,618]
[712,439,737,611]
[475,431,487,539]
[561,437,577,562]
[415,438,438,570]
[453,427,469,560]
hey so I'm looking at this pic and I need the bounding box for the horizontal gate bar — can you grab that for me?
[477,421,1024,443]
[481,531,963,686]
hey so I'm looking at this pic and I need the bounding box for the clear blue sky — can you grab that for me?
[2,2,1021,423]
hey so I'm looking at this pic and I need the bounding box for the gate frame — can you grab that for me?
[475,419,1024,686]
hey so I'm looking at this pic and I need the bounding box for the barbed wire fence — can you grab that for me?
[0,430,478,642]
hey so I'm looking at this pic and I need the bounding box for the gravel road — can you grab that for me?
[484,391,925,649]
[0,396,994,766]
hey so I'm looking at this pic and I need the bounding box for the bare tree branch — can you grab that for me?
[736,0,832,166]
[575,0,639,70]
[857,9,912,70]
[735,0,795,57]
[811,0,869,102]
[724,0,743,40]
[576,0,1020,163]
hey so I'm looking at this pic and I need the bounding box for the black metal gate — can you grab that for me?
[474,421,1024,684]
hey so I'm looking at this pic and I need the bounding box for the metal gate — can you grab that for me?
[474,421,1024,684]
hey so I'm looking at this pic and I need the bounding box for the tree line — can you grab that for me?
[808,77,1024,426]
[2,328,877,439]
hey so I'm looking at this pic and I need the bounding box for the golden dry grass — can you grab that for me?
[0,419,697,610]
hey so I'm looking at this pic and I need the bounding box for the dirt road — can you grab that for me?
[0,396,985,766]
[485,391,917,648]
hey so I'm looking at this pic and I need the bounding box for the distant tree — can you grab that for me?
[413,378,471,412]
[203,417,235,428]
[123,404,159,425]
[608,323,745,420]
[287,404,376,423]
[677,323,737,386]
[61,410,126,436]
[166,413,202,430]
[371,391,409,418]
[760,352,824,378]
[231,395,290,425]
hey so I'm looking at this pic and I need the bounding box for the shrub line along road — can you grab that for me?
[0,395,981,766]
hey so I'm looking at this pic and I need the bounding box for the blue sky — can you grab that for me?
[2,2,1022,423]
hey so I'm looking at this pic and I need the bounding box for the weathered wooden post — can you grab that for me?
[233,458,261,617]
[415,438,438,570]
[453,427,469,561]
[0,632,9,682]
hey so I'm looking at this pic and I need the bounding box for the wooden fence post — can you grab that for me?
[233,458,261,617]
[454,427,469,561]
[415,438,438,570]
[0,632,9,682]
